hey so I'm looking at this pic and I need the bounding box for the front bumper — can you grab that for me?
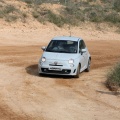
[38,62,77,76]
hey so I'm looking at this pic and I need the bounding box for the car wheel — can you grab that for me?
[38,73,43,76]
[75,64,80,78]
[85,59,91,72]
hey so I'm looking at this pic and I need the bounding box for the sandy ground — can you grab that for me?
[0,23,120,120]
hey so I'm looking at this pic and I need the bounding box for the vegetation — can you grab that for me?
[114,0,120,12]
[47,10,66,27]
[0,3,27,22]
[106,62,120,92]
[0,5,18,22]
[21,0,58,5]
[65,0,120,23]
[0,0,120,27]
[31,0,120,27]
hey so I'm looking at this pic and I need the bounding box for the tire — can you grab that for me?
[85,59,91,72]
[75,64,80,78]
[38,73,43,76]
[38,73,41,76]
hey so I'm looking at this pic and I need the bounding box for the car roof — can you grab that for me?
[52,36,82,41]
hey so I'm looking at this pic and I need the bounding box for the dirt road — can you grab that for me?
[0,40,120,120]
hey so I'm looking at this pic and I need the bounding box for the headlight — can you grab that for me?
[68,59,74,64]
[41,57,46,62]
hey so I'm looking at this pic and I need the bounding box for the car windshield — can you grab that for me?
[46,40,78,53]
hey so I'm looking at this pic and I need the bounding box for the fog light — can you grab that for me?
[73,69,76,73]
[44,68,47,72]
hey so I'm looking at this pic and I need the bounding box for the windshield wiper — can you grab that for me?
[58,51,70,53]
[46,50,75,53]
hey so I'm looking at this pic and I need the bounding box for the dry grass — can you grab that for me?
[0,4,28,22]
[106,62,120,92]
[0,0,120,27]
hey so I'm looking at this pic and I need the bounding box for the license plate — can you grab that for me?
[49,67,62,71]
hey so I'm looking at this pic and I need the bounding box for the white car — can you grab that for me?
[38,36,91,78]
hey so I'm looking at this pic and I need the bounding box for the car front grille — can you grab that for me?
[49,64,63,66]
[41,68,71,74]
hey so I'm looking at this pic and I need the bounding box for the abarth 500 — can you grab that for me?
[38,36,91,78]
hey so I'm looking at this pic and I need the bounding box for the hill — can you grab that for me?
[0,0,120,29]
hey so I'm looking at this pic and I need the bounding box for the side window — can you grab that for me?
[79,40,86,52]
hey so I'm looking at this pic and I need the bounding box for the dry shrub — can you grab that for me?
[106,62,120,92]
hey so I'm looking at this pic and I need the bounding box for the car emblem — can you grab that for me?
[54,61,58,65]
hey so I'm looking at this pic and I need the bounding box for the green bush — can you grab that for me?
[32,11,39,18]
[105,12,120,23]
[21,0,60,5]
[106,62,120,91]
[4,5,16,14]
[32,8,66,27]
[0,5,18,20]
[22,12,27,18]
[5,15,18,22]
[47,10,66,27]
[21,0,33,4]
[114,0,120,12]
[0,5,26,22]
[0,5,17,18]
[32,8,48,23]
[0,10,4,18]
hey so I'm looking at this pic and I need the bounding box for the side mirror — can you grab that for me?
[80,49,86,55]
[81,49,87,53]
[41,46,46,51]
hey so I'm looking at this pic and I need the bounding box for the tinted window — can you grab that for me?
[46,40,78,53]
[79,40,86,50]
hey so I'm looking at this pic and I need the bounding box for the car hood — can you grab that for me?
[42,52,79,61]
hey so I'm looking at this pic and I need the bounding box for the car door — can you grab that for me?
[81,40,88,64]
[79,40,87,71]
